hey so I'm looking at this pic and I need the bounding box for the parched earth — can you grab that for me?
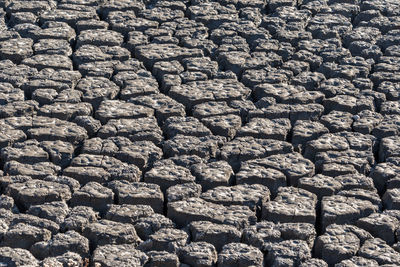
[0,0,399,266]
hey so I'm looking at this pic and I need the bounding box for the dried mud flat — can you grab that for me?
[0,0,399,266]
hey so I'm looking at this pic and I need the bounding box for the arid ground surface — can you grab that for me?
[0,0,399,266]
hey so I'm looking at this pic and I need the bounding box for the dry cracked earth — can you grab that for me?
[0,0,399,266]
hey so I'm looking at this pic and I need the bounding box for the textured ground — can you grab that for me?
[0,0,399,266]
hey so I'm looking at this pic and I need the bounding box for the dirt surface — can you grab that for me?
[0,0,399,266]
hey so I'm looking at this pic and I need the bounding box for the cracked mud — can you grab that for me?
[0,0,399,266]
